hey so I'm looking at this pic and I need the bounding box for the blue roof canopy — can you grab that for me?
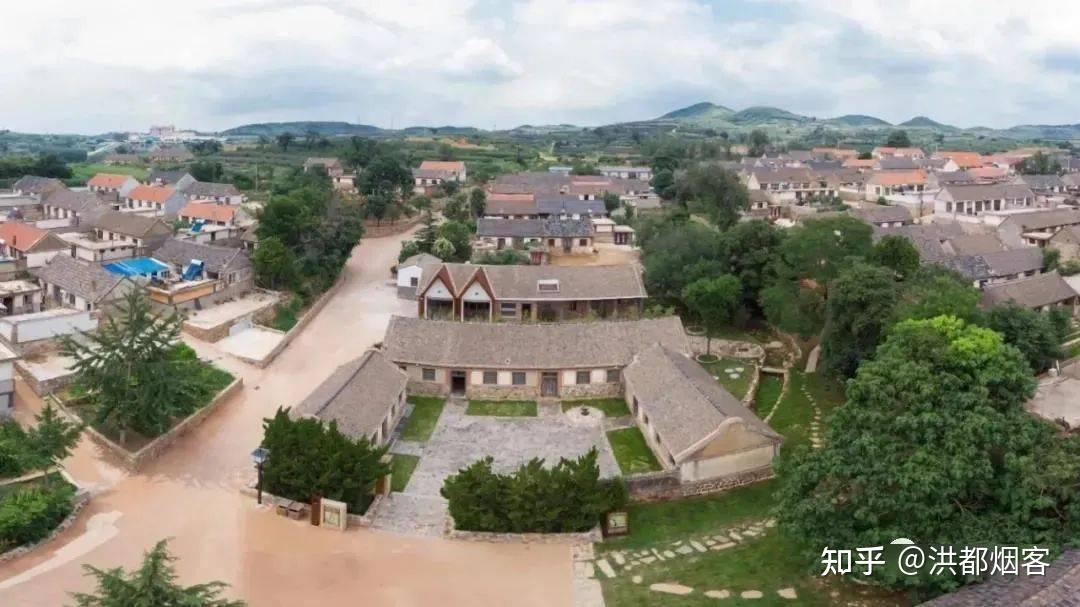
[103,257,170,277]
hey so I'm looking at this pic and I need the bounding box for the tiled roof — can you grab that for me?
[854,204,913,224]
[42,189,109,214]
[152,238,250,274]
[13,176,65,195]
[87,173,134,189]
[126,185,175,203]
[623,344,780,461]
[967,166,1009,181]
[486,193,537,216]
[418,160,465,172]
[0,222,65,253]
[184,181,241,198]
[980,273,1078,308]
[998,208,1080,231]
[86,209,171,239]
[292,350,407,440]
[178,202,237,223]
[382,316,690,370]
[936,151,984,169]
[417,263,647,301]
[147,169,192,185]
[920,549,1080,606]
[867,170,927,186]
[476,217,592,239]
[534,195,606,216]
[1017,174,1066,190]
[30,254,127,303]
[398,253,441,269]
[876,156,919,170]
[303,157,341,169]
[940,183,1035,201]
[750,167,816,185]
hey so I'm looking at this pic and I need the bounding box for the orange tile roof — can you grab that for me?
[967,166,1008,180]
[813,147,858,159]
[418,160,465,172]
[88,173,133,189]
[488,193,534,202]
[938,151,985,169]
[868,170,927,186]
[179,202,237,223]
[0,221,49,252]
[844,158,877,169]
[873,146,924,156]
[127,185,175,203]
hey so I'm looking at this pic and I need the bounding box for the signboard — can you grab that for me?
[320,497,348,531]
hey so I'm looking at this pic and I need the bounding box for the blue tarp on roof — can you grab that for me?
[103,257,170,277]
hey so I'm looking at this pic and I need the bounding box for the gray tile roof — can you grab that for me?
[13,176,65,195]
[624,345,780,461]
[998,208,1080,232]
[877,156,919,170]
[920,549,1080,607]
[292,350,406,440]
[854,204,913,225]
[749,167,817,185]
[944,248,1042,281]
[1017,174,1066,190]
[382,316,690,370]
[485,197,537,216]
[184,181,241,198]
[42,189,109,214]
[534,195,606,216]
[30,254,128,303]
[399,253,441,269]
[417,263,647,301]
[490,172,571,195]
[85,209,172,240]
[476,217,593,239]
[980,273,1078,308]
[151,238,250,275]
[147,169,192,185]
[946,233,1008,256]
[940,183,1035,201]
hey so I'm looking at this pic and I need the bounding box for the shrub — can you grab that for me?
[441,448,627,533]
[0,422,39,479]
[0,483,75,550]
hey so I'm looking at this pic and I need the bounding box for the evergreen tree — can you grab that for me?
[26,402,81,480]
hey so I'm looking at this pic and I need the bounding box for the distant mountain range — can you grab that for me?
[219,102,1080,142]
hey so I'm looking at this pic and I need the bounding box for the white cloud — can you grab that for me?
[0,0,1078,132]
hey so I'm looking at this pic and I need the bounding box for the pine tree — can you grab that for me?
[26,402,81,480]
[70,539,245,606]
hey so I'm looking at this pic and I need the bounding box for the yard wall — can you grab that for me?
[180,290,278,343]
[0,483,90,564]
[52,377,243,472]
[239,482,385,528]
[624,465,775,503]
[15,360,76,397]
[254,273,347,368]
[444,518,602,544]
[363,214,423,238]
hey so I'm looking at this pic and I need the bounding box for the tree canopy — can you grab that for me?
[885,129,911,148]
[819,262,900,378]
[675,164,749,229]
[683,275,742,355]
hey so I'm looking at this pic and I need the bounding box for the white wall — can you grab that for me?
[397,265,423,289]
[26,250,61,268]
[0,310,97,343]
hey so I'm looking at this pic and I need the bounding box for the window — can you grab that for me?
[410,276,419,287]
[483,371,497,385]
[512,372,526,385]
[607,369,620,383]
[422,368,436,381]
[537,279,560,293]
[579,239,588,246]
[500,302,517,317]
[576,370,591,385]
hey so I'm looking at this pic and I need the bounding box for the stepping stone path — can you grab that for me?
[592,519,774,578]
[650,583,693,595]
[800,383,825,449]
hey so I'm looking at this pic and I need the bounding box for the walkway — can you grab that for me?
[0,228,575,607]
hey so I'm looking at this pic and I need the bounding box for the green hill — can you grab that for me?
[221,121,382,137]
[729,106,808,124]
[898,116,953,130]
[825,114,891,127]
[658,102,735,121]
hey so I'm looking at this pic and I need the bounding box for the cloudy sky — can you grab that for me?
[3,0,1080,134]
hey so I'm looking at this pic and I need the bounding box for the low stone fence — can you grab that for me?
[364,215,422,238]
[444,518,602,544]
[0,472,90,564]
[53,378,243,472]
[253,273,347,369]
[238,483,384,528]
[15,360,77,397]
[625,466,775,503]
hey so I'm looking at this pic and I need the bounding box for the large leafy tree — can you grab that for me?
[819,263,900,378]
[777,316,1080,594]
[718,219,785,311]
[358,155,412,202]
[984,304,1067,373]
[885,129,911,148]
[869,234,920,280]
[683,275,742,356]
[25,403,81,479]
[260,408,390,512]
[70,539,245,607]
[250,236,297,290]
[674,164,749,229]
[59,291,207,441]
[640,220,725,303]
[891,265,981,324]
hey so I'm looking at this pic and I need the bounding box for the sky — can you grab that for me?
[3,0,1080,134]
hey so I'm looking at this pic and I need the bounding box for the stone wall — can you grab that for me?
[468,384,539,400]
[444,518,602,544]
[15,360,77,397]
[238,483,383,528]
[560,383,622,399]
[0,488,90,564]
[407,378,449,397]
[626,466,775,503]
[54,377,243,472]
[363,215,422,238]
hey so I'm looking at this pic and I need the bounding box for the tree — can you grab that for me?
[1018,151,1062,175]
[25,403,81,480]
[683,275,742,356]
[885,129,911,148]
[759,280,826,338]
[260,408,390,512]
[773,216,873,287]
[870,234,920,279]
[651,168,676,200]
[442,193,470,222]
[469,188,487,218]
[719,220,785,311]
[189,160,224,182]
[251,236,297,290]
[358,155,412,201]
[777,316,1079,594]
[601,191,620,214]
[640,220,725,302]
[70,539,245,607]
[436,221,472,262]
[984,304,1067,373]
[431,237,456,260]
[892,265,981,325]
[819,263,899,378]
[439,179,460,197]
[748,129,769,156]
[674,164,749,229]
[276,132,295,152]
[416,209,438,253]
[59,291,206,441]
[1043,247,1061,271]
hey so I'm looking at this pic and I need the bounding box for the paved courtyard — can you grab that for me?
[378,399,620,535]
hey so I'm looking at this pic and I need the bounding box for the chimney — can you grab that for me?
[90,279,97,294]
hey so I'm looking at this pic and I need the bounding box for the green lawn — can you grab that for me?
[69,162,148,183]
[562,398,630,417]
[400,396,446,442]
[465,400,537,417]
[390,454,420,492]
[700,357,756,400]
[753,374,783,418]
[768,371,845,453]
[1066,340,1080,360]
[606,428,662,475]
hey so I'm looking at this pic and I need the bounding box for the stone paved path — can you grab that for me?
[370,493,448,537]
[800,383,824,449]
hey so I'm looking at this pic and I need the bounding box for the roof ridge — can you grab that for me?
[311,351,375,418]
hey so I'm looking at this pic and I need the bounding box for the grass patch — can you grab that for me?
[700,357,756,400]
[598,477,907,607]
[753,374,783,418]
[400,396,446,442]
[711,323,774,344]
[269,298,303,332]
[69,162,148,183]
[768,371,845,454]
[562,398,630,417]
[606,428,662,475]
[1066,340,1080,360]
[390,454,420,492]
[465,400,537,417]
